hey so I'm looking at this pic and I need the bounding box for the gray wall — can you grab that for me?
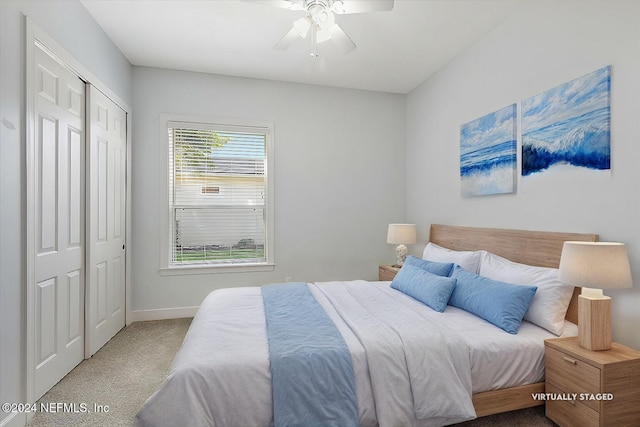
[131,67,406,313]
[0,1,132,425]
[406,1,640,349]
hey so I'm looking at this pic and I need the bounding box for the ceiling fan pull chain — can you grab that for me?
[309,24,319,59]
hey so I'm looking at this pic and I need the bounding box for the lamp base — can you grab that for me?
[395,244,408,266]
[578,294,611,351]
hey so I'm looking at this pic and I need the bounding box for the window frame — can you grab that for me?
[159,114,275,275]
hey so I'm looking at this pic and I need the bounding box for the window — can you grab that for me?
[160,116,274,273]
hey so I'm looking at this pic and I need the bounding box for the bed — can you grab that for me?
[135,224,598,427]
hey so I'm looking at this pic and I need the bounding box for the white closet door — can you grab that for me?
[33,45,86,400]
[86,85,127,356]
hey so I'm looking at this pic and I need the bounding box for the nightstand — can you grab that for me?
[544,337,640,426]
[378,265,400,281]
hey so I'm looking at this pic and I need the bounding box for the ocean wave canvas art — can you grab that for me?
[522,66,611,176]
[460,104,517,197]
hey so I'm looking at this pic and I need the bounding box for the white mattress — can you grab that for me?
[372,281,578,393]
[136,280,576,427]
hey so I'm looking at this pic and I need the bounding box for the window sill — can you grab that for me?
[159,262,275,276]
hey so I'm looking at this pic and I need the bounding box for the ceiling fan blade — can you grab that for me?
[274,27,302,50]
[241,0,304,11]
[334,0,394,14]
[328,24,356,53]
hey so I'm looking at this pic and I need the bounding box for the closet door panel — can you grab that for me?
[86,85,127,357]
[32,45,85,400]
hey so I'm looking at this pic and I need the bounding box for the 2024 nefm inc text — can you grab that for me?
[2,402,110,414]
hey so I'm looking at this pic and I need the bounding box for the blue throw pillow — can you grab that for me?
[404,255,454,277]
[391,264,457,312]
[449,265,537,334]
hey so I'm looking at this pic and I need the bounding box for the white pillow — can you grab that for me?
[422,242,483,274]
[478,251,574,336]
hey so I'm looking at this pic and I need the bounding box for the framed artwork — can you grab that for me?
[521,66,611,176]
[460,104,517,197]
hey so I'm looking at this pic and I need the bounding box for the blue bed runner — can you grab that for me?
[261,283,358,427]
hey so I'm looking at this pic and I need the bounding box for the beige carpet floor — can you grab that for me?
[27,318,191,427]
[27,318,555,427]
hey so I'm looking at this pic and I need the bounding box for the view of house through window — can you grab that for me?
[168,121,269,266]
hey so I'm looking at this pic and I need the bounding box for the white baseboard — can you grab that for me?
[129,306,199,323]
[0,412,25,427]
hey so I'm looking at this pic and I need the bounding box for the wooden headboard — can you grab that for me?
[428,224,599,325]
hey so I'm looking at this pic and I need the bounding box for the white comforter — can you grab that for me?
[136,280,479,427]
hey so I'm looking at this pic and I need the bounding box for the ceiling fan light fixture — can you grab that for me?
[315,27,331,43]
[293,16,312,38]
[264,0,394,53]
[312,6,334,43]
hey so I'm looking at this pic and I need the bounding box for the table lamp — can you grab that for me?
[387,224,416,267]
[558,241,633,351]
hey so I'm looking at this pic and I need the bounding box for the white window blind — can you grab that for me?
[168,121,269,266]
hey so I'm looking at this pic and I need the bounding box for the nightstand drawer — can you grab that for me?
[546,383,599,427]
[546,346,600,396]
[545,337,640,426]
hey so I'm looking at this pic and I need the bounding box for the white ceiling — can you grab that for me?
[81,0,531,94]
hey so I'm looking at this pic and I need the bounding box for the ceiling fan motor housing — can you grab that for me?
[306,1,338,25]
[304,1,344,13]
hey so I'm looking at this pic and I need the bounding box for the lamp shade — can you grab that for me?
[387,224,417,245]
[558,241,633,289]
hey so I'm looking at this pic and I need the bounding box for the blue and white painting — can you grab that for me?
[522,66,611,176]
[460,104,517,197]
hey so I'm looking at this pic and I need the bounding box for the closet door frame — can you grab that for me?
[25,17,132,412]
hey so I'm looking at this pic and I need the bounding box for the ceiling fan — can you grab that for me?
[250,0,394,54]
